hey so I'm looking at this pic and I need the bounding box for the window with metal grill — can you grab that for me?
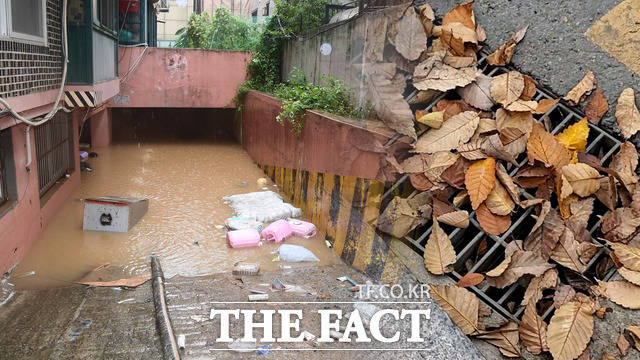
[34,113,74,197]
[0,128,16,212]
[98,0,117,32]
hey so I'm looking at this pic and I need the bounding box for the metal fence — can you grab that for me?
[383,53,621,323]
[35,112,74,197]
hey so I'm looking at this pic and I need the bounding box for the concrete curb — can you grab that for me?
[151,256,181,360]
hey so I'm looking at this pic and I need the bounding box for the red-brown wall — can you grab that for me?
[112,47,251,109]
[0,111,81,274]
[241,90,410,182]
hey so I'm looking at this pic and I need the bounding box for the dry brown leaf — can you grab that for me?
[457,272,485,287]
[418,3,435,36]
[495,163,521,203]
[486,243,518,277]
[429,284,479,335]
[521,268,558,306]
[527,122,572,169]
[599,280,640,309]
[413,52,481,92]
[440,157,467,189]
[76,275,151,288]
[525,202,564,260]
[453,190,469,207]
[610,141,639,192]
[442,0,475,29]
[400,154,428,174]
[476,203,510,235]
[442,22,477,44]
[535,98,560,114]
[457,139,488,161]
[490,71,525,106]
[416,111,444,128]
[481,134,518,165]
[438,210,470,228]
[519,300,549,355]
[602,209,640,243]
[488,248,555,288]
[618,267,640,286]
[465,158,496,209]
[377,196,428,238]
[566,198,594,242]
[487,27,527,66]
[557,118,590,152]
[486,179,515,216]
[627,325,640,350]
[596,176,618,211]
[577,242,601,265]
[585,88,609,124]
[615,88,640,139]
[601,352,619,360]
[409,173,433,191]
[424,152,460,182]
[395,8,428,61]
[477,321,521,357]
[564,71,596,105]
[547,301,595,360]
[414,111,480,153]
[551,229,587,273]
[366,64,416,139]
[496,108,533,156]
[521,75,537,101]
[424,220,457,275]
[562,163,601,197]
[504,99,538,112]
[617,333,631,356]
[554,285,578,309]
[609,242,640,271]
[457,74,494,110]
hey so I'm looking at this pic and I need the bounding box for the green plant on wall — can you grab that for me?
[174,7,260,51]
[273,69,367,134]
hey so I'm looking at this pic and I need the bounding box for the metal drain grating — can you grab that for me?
[384,53,623,323]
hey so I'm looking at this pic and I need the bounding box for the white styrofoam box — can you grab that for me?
[83,196,149,232]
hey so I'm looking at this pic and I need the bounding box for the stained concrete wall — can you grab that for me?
[241,90,420,282]
[242,90,410,182]
[112,47,251,109]
[0,111,81,274]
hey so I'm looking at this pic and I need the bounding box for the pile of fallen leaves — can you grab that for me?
[373,1,640,359]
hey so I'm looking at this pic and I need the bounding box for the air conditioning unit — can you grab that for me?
[157,0,169,12]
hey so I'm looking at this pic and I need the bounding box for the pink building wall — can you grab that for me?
[0,110,81,274]
[112,47,251,109]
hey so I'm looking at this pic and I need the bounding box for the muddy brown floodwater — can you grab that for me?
[10,141,340,290]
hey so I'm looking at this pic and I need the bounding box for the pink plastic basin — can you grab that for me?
[261,219,293,243]
[227,228,261,248]
[287,219,317,238]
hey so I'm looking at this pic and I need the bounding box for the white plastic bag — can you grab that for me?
[278,244,320,262]
[222,191,302,223]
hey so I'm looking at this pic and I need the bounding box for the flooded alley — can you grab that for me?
[10,110,340,290]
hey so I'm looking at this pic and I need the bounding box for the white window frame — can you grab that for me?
[0,0,48,46]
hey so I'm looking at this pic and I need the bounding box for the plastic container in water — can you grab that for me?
[287,219,317,238]
[226,229,261,248]
[261,219,292,243]
[232,262,260,276]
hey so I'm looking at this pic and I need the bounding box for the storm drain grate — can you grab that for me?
[384,53,622,323]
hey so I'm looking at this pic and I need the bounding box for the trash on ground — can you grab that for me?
[214,224,224,229]
[117,298,135,304]
[80,161,92,172]
[79,151,89,159]
[83,197,149,232]
[232,262,260,276]
[257,178,268,186]
[177,334,186,349]
[222,191,302,223]
[248,293,269,301]
[225,217,263,231]
[278,244,320,262]
[261,219,292,243]
[279,265,292,269]
[75,275,151,288]
[228,339,256,352]
[190,315,204,322]
[227,228,261,248]
[271,278,285,291]
[351,303,380,327]
[257,344,271,355]
[329,330,342,340]
[287,219,317,238]
[302,331,319,347]
[325,240,332,248]
[337,276,358,286]
[249,289,267,294]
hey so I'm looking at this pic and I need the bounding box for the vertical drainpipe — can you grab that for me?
[25,125,32,172]
[151,256,181,360]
